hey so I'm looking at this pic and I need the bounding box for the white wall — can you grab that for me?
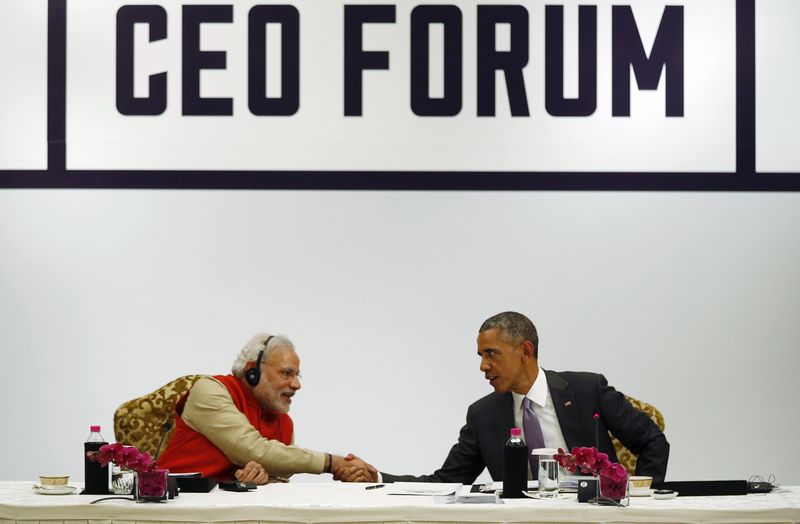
[1,190,799,485]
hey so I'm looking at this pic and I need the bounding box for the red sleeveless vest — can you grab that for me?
[157,374,293,480]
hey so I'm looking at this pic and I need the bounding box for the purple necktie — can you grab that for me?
[523,397,546,476]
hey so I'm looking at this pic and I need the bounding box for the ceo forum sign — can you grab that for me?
[4,1,797,188]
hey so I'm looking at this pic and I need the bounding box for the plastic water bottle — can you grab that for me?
[84,425,109,494]
[502,427,527,498]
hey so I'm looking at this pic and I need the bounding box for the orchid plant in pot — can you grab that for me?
[86,443,169,502]
[554,446,630,506]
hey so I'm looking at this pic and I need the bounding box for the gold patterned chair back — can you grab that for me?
[114,375,206,457]
[610,395,665,475]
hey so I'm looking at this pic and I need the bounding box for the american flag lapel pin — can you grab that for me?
[564,400,573,408]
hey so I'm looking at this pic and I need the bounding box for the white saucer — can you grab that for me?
[651,490,679,500]
[33,485,77,495]
[630,489,653,497]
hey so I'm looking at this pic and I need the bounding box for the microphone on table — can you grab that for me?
[153,421,172,462]
[575,413,603,504]
[153,421,179,499]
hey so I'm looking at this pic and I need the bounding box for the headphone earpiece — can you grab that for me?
[245,336,274,387]
[245,353,262,387]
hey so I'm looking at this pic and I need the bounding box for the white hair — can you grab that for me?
[231,333,295,377]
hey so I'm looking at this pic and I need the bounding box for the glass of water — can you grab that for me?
[537,453,560,498]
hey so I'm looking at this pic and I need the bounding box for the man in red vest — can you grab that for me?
[158,333,377,484]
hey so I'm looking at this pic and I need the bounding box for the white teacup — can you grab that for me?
[629,475,653,495]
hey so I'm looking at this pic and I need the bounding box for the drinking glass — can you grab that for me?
[537,457,559,498]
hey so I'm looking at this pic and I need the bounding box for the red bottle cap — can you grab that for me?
[90,425,101,432]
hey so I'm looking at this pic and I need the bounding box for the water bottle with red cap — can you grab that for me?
[502,427,527,498]
[83,425,109,494]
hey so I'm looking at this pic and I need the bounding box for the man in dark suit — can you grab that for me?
[378,312,669,484]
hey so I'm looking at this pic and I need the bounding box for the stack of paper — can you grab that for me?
[453,485,500,504]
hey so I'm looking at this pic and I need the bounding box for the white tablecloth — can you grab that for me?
[2,481,799,524]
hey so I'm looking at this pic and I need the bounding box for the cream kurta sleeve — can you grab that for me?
[181,377,326,478]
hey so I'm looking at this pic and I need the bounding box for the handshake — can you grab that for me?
[233,454,378,485]
[330,453,379,483]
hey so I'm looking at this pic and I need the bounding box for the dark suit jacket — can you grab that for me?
[382,370,669,484]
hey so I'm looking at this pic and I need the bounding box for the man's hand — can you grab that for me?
[332,453,378,482]
[234,460,269,485]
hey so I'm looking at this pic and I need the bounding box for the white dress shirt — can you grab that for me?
[511,366,569,453]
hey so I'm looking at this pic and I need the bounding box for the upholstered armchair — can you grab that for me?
[611,395,666,475]
[114,375,206,457]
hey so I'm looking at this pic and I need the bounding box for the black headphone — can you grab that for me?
[245,335,274,387]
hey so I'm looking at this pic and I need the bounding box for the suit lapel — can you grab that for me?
[547,370,581,450]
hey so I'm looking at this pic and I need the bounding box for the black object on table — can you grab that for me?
[218,480,257,492]
[653,480,748,496]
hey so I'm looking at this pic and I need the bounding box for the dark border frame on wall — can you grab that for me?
[1,0,798,190]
